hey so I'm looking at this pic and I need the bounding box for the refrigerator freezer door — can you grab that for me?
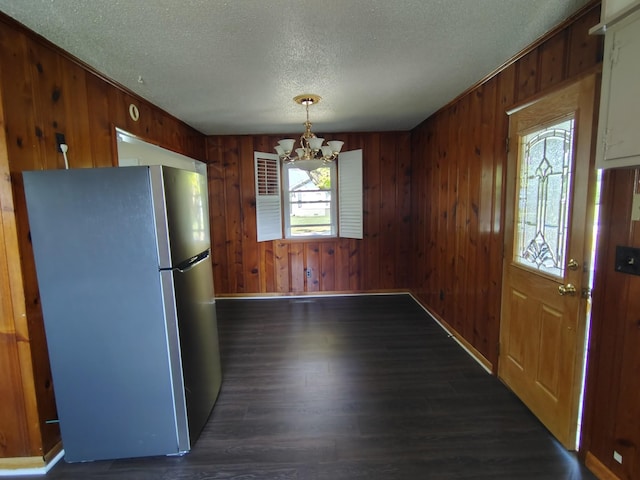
[150,166,211,269]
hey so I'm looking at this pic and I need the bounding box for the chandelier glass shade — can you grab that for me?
[275,94,344,171]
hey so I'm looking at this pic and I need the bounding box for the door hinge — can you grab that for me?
[506,137,510,153]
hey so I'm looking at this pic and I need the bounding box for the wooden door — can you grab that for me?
[499,76,598,449]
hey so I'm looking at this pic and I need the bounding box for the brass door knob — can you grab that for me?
[558,284,577,296]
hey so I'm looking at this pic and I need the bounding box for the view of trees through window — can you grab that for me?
[286,164,336,237]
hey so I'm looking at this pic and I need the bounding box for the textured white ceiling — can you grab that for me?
[0,0,593,135]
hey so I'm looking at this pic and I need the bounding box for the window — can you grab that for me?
[283,162,336,238]
[254,150,362,241]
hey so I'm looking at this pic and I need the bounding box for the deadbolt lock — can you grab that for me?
[567,259,579,271]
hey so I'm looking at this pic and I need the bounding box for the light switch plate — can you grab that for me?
[632,193,640,222]
[616,246,640,276]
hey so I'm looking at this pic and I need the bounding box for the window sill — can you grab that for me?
[278,236,341,243]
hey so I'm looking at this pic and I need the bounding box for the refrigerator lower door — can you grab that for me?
[161,253,222,444]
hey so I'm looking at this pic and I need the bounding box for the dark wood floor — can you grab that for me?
[21,294,595,479]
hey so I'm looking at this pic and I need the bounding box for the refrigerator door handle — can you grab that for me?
[162,249,210,273]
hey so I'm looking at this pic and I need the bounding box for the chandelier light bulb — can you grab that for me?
[308,137,324,151]
[327,140,344,154]
[320,145,333,158]
[278,139,295,154]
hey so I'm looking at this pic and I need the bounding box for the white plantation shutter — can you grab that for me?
[338,149,363,239]
[254,152,282,241]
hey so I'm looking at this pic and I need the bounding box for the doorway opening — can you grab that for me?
[575,169,603,449]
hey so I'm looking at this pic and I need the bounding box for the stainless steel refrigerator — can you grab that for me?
[23,165,222,462]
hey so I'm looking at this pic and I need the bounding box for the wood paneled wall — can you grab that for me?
[411,2,640,476]
[582,168,640,480]
[410,3,602,369]
[205,132,412,295]
[2,3,637,477]
[0,14,206,460]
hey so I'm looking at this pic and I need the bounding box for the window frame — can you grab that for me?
[282,161,337,239]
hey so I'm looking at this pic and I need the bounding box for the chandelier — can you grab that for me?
[275,94,344,171]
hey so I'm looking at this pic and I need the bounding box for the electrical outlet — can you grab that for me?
[613,451,623,464]
[55,132,66,152]
[306,269,311,278]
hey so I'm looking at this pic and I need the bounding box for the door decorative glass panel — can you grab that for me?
[514,118,575,278]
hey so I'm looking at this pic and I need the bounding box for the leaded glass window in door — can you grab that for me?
[513,117,575,279]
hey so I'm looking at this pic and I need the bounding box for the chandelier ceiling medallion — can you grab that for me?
[275,94,344,171]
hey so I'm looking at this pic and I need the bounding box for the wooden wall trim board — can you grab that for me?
[0,454,54,470]
[409,294,494,373]
[0,62,42,458]
[505,66,603,116]
[43,441,63,464]
[585,451,622,480]
[0,445,63,474]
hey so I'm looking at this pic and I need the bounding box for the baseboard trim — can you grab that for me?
[215,289,410,299]
[0,443,64,477]
[585,451,621,480]
[408,294,494,374]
